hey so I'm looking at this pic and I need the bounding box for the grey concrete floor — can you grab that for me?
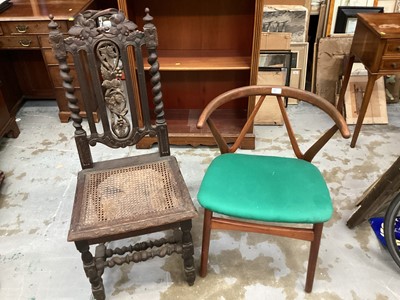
[1,100,400,299]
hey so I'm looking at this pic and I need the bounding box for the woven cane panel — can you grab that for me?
[81,160,180,226]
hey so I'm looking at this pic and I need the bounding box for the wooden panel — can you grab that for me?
[12,50,54,99]
[153,70,250,110]
[316,36,352,104]
[260,32,291,50]
[263,0,311,10]
[344,76,388,124]
[0,51,23,114]
[127,0,254,55]
[254,70,284,125]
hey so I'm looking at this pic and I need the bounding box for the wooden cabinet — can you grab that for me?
[118,0,263,148]
[0,80,20,139]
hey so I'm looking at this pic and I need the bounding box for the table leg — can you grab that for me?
[350,73,379,148]
[392,74,400,102]
[336,55,355,114]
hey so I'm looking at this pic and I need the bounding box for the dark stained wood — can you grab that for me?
[0,79,20,138]
[347,156,400,228]
[12,50,54,99]
[49,9,197,298]
[0,171,4,186]
[198,85,350,293]
[336,13,400,148]
[0,0,98,122]
[0,51,23,115]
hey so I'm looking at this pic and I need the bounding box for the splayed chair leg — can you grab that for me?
[305,223,323,293]
[200,209,213,277]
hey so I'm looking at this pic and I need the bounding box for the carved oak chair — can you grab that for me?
[197,86,350,293]
[48,8,197,299]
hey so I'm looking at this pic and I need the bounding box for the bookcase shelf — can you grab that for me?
[117,0,263,148]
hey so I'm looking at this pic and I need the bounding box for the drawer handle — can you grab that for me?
[16,24,29,33]
[19,39,32,47]
[397,46,400,52]
[391,62,398,69]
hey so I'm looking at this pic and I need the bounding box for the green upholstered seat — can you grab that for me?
[198,153,333,224]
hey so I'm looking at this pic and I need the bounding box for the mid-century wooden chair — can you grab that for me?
[49,8,197,299]
[197,86,350,293]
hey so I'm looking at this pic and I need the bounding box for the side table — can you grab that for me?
[336,13,400,148]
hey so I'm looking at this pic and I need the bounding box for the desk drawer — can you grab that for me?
[385,40,400,56]
[380,58,400,72]
[0,36,40,49]
[0,20,68,35]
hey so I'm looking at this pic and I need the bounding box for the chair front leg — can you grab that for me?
[75,240,105,300]
[181,219,196,286]
[200,209,213,277]
[305,223,324,293]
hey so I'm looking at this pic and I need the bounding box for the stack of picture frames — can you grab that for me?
[255,0,310,125]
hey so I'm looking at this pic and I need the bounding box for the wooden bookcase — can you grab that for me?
[117,0,263,149]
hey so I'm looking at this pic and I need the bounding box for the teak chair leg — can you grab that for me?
[305,223,324,293]
[75,240,105,300]
[181,220,196,285]
[200,209,213,277]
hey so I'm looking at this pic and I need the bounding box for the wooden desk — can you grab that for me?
[0,0,94,122]
[336,13,400,148]
[0,80,20,138]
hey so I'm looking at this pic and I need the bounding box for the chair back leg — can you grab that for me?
[305,223,324,293]
[200,209,213,277]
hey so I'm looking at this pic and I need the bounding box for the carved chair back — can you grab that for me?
[49,8,169,169]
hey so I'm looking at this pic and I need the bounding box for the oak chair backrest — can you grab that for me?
[49,8,169,169]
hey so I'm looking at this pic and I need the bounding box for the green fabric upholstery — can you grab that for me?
[197,153,333,224]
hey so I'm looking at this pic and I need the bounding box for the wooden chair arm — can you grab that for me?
[197,85,351,158]
[197,85,350,139]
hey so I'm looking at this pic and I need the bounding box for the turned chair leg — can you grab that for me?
[181,219,196,285]
[305,223,324,293]
[200,209,213,277]
[75,241,105,300]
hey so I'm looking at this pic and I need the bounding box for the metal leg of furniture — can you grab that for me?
[350,73,379,148]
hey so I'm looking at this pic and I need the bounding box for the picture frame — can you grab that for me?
[259,50,293,69]
[290,42,308,90]
[326,0,375,36]
[334,6,384,34]
[262,5,308,42]
[259,51,293,92]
